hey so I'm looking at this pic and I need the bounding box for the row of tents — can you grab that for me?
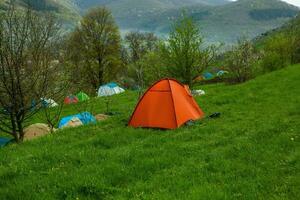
[58,78,205,130]
[1,78,206,147]
[51,79,205,130]
[194,70,229,82]
[65,82,125,105]
[40,83,125,107]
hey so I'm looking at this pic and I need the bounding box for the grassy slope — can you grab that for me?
[0,64,299,199]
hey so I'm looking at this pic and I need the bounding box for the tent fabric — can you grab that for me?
[58,112,96,128]
[59,117,83,129]
[203,72,214,80]
[98,83,125,97]
[41,98,58,108]
[76,92,90,102]
[24,123,53,141]
[0,137,12,147]
[106,82,118,88]
[192,89,205,96]
[217,70,229,77]
[64,95,79,104]
[128,78,205,129]
[194,76,204,82]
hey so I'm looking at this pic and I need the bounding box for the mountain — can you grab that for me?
[75,0,229,10]
[254,13,300,45]
[74,0,299,44]
[0,0,299,44]
[0,0,80,28]
[115,0,299,43]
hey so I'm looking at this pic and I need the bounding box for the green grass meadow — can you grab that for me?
[0,65,299,199]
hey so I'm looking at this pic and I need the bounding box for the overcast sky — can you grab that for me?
[230,0,300,7]
[282,0,300,7]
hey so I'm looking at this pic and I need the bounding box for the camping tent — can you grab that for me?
[216,70,229,77]
[203,72,214,80]
[58,112,96,128]
[0,138,12,147]
[41,98,58,108]
[76,92,90,102]
[98,82,125,97]
[64,95,79,104]
[23,123,53,141]
[193,75,204,82]
[59,117,83,128]
[128,78,204,129]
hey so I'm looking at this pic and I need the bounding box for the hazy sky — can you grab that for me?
[230,0,300,7]
[282,0,300,7]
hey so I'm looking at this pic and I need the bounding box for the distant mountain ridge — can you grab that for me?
[0,0,298,44]
[0,0,80,28]
[72,0,299,43]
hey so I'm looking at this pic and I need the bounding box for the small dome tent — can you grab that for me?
[64,95,79,104]
[58,112,96,128]
[76,92,90,102]
[0,137,12,147]
[203,72,214,80]
[41,98,58,108]
[216,70,229,77]
[98,82,125,97]
[128,78,204,129]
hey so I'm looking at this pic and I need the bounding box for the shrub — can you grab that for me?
[224,39,259,84]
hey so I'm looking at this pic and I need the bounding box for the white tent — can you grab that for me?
[98,83,125,97]
[192,89,205,96]
[41,98,58,107]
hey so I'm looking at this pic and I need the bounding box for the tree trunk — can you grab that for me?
[98,57,104,87]
[17,119,24,142]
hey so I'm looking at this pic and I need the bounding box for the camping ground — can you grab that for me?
[0,64,299,199]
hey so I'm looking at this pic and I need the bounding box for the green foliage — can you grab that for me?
[257,14,300,73]
[0,64,299,199]
[260,33,294,72]
[65,7,122,93]
[160,13,215,86]
[123,31,161,88]
[137,51,168,86]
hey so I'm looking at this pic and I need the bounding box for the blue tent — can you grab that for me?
[203,72,214,80]
[0,138,12,147]
[58,112,96,128]
[106,82,118,88]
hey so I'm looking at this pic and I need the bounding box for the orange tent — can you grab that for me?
[128,78,205,129]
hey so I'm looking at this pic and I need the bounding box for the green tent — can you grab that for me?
[76,92,90,102]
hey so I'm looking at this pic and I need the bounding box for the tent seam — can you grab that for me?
[168,79,178,128]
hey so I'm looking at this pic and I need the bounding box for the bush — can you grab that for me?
[224,39,259,83]
[260,33,294,72]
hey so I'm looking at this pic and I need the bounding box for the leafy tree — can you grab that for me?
[0,6,62,142]
[160,13,216,87]
[66,7,121,92]
[225,38,259,83]
[124,31,159,90]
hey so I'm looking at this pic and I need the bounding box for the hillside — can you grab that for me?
[254,13,300,45]
[70,0,300,44]
[0,0,80,28]
[1,0,298,43]
[118,0,299,43]
[75,0,229,10]
[0,64,299,199]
